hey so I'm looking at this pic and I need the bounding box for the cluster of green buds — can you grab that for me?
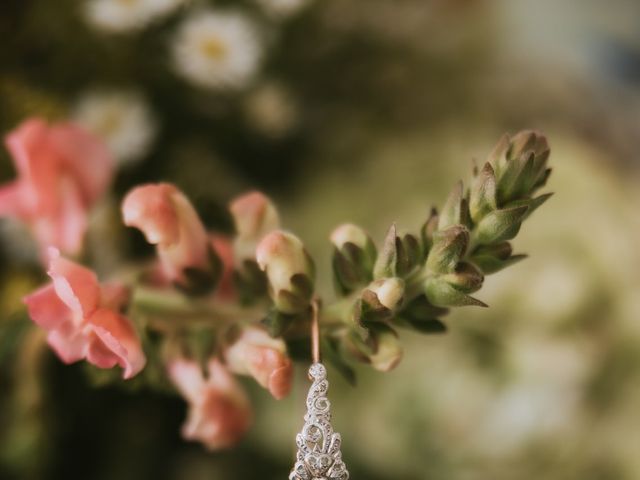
[309,130,553,377]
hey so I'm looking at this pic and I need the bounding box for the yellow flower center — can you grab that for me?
[201,37,227,60]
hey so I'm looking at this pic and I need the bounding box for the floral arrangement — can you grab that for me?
[0,118,552,450]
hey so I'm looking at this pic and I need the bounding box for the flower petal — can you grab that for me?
[0,181,26,218]
[32,175,88,256]
[122,183,181,245]
[23,284,71,330]
[47,323,88,364]
[179,360,253,450]
[88,308,146,379]
[48,122,113,205]
[47,247,100,317]
[167,357,205,401]
[268,360,293,400]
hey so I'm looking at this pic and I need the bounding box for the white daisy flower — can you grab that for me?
[72,90,157,165]
[172,10,263,90]
[243,82,298,138]
[85,0,187,33]
[255,0,312,19]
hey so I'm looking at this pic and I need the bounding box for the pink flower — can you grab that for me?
[122,183,214,289]
[229,191,279,262]
[0,118,113,256]
[168,357,252,450]
[225,326,293,400]
[23,248,145,379]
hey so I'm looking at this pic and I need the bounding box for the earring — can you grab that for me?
[289,301,349,480]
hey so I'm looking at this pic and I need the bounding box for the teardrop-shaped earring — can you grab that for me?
[289,302,349,480]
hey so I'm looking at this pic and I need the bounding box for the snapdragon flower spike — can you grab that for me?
[330,223,377,295]
[168,357,252,450]
[0,118,113,257]
[224,325,293,399]
[23,248,145,379]
[122,183,222,295]
[256,231,315,316]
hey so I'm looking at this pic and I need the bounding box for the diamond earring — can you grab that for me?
[289,301,349,480]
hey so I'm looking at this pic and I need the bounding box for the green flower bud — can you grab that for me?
[424,276,487,307]
[420,207,439,257]
[256,231,315,314]
[469,162,497,223]
[425,225,469,274]
[374,224,398,279]
[494,130,550,204]
[442,262,484,293]
[472,205,528,246]
[330,224,377,294]
[438,181,472,230]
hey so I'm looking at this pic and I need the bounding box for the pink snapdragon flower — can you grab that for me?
[0,118,113,256]
[122,183,214,288]
[23,248,145,379]
[225,325,293,399]
[168,357,253,450]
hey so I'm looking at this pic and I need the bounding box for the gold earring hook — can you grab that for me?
[311,299,320,364]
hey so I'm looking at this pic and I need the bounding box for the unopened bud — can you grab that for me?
[368,326,403,372]
[469,163,497,223]
[230,191,280,262]
[424,276,487,308]
[473,206,528,246]
[330,224,377,294]
[442,262,484,293]
[425,225,469,274]
[256,231,315,314]
[368,278,405,311]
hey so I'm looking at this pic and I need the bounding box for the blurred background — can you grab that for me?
[1,0,640,479]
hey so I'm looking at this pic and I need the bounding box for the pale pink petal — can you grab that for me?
[267,361,293,400]
[47,324,88,364]
[245,348,293,399]
[86,337,120,370]
[183,386,252,450]
[47,247,100,317]
[23,284,71,330]
[88,308,146,379]
[178,360,253,450]
[122,184,180,245]
[0,181,26,218]
[167,357,205,401]
[224,327,293,399]
[49,123,113,205]
[157,190,210,282]
[123,184,211,284]
[32,175,88,256]
[4,119,60,215]
[229,191,279,239]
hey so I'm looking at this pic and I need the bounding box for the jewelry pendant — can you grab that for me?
[289,362,349,480]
